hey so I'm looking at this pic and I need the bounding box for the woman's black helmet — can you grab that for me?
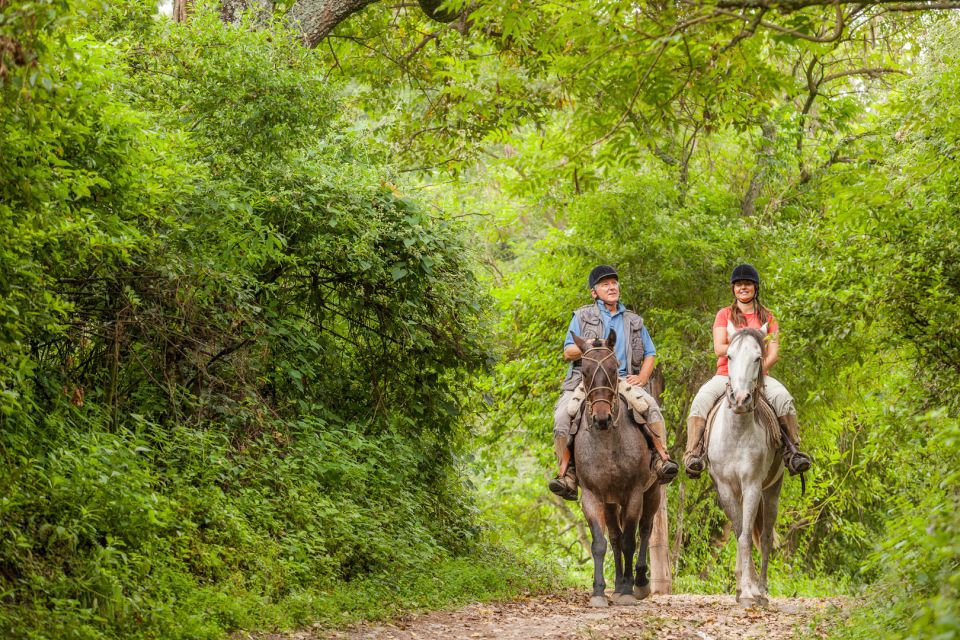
[588,265,618,289]
[730,263,760,285]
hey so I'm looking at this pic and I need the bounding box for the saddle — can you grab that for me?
[705,393,781,448]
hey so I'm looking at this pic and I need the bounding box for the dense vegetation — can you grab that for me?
[0,2,551,638]
[2,0,958,638]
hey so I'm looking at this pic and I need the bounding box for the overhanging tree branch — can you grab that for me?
[284,0,463,47]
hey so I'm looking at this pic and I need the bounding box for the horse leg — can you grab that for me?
[758,474,783,606]
[737,486,763,608]
[713,481,744,600]
[581,490,608,607]
[633,483,660,600]
[605,503,624,595]
[604,504,634,605]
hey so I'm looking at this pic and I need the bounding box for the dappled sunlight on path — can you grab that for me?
[265,590,849,640]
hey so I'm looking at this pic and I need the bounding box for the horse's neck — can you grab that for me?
[580,402,641,450]
[715,407,763,439]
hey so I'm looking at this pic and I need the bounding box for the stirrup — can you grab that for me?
[655,458,679,485]
[684,455,706,479]
[785,451,812,475]
[548,475,578,501]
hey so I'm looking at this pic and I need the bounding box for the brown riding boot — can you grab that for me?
[647,420,679,485]
[548,440,579,501]
[683,416,707,479]
[548,464,578,501]
[778,414,812,475]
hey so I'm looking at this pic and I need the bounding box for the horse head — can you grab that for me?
[725,328,766,414]
[572,330,619,430]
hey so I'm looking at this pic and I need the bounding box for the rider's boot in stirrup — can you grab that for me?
[548,463,579,501]
[778,413,812,475]
[652,455,679,485]
[648,420,679,485]
[548,439,579,500]
[683,416,707,479]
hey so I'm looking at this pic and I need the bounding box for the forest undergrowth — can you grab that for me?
[2,1,959,639]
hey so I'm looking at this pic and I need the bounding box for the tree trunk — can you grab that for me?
[645,364,672,594]
[220,0,274,24]
[650,485,673,594]
[172,0,191,22]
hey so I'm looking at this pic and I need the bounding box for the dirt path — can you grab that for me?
[273,590,848,640]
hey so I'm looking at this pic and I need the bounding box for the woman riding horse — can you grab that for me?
[683,264,813,478]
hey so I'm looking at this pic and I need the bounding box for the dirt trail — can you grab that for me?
[272,589,848,640]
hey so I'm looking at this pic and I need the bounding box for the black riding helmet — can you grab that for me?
[730,263,760,285]
[588,265,618,290]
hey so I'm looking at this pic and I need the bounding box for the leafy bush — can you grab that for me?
[0,3,550,638]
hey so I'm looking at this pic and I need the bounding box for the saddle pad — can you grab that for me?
[705,394,781,448]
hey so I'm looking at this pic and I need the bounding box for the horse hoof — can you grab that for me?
[739,597,757,609]
[757,595,769,608]
[612,593,638,606]
[589,596,609,608]
[633,584,651,600]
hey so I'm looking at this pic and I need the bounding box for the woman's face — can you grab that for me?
[733,280,756,304]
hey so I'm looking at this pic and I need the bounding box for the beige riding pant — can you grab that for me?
[553,383,665,440]
[688,374,796,420]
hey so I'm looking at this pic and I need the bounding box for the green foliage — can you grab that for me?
[0,2,546,638]
[4,0,960,638]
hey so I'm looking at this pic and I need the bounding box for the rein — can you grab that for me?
[580,345,620,426]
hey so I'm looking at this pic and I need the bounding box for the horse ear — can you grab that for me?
[726,320,737,340]
[606,329,617,349]
[572,333,587,352]
[759,322,768,336]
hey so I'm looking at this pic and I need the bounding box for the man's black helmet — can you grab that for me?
[588,265,618,290]
[730,263,760,285]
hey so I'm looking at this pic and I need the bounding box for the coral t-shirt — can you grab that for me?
[714,307,779,376]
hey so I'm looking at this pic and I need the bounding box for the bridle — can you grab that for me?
[580,344,620,426]
[724,331,765,410]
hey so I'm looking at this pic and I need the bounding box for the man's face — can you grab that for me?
[591,276,620,305]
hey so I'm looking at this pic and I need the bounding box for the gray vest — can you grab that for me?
[561,304,647,391]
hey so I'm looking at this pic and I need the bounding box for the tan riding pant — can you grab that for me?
[688,374,796,420]
[553,383,665,440]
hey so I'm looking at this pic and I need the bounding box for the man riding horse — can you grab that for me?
[549,265,679,501]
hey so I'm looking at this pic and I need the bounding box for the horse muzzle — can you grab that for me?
[732,391,755,414]
[592,413,613,430]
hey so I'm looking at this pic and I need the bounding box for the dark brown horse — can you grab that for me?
[572,330,661,607]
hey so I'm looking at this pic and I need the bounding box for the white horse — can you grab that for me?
[706,328,784,608]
